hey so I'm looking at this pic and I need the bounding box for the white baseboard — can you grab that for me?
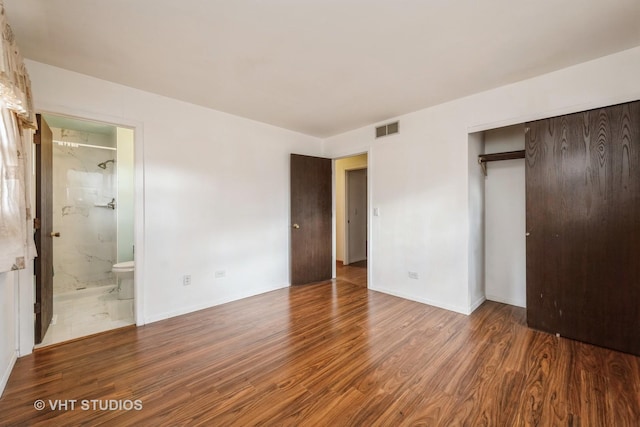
[0,351,17,398]
[486,294,526,308]
[144,283,289,325]
[369,285,472,315]
[469,296,486,313]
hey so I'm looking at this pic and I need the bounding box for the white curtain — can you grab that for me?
[0,1,36,273]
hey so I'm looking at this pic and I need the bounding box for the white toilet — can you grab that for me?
[112,260,135,300]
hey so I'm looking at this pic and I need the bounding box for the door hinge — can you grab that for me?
[34,217,41,230]
[34,302,41,314]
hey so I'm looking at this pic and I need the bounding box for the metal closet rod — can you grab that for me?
[477,150,525,175]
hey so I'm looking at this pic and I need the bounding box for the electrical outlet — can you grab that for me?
[183,275,191,286]
[408,271,419,280]
[215,270,226,279]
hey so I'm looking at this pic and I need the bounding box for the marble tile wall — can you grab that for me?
[52,128,117,293]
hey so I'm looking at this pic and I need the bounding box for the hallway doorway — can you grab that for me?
[334,153,368,286]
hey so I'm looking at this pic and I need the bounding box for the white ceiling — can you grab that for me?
[4,0,640,138]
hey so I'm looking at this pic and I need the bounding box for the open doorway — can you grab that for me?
[335,154,368,287]
[346,168,367,264]
[35,114,136,347]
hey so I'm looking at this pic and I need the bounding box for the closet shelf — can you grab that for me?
[478,149,525,175]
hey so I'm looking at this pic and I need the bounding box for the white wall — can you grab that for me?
[335,154,367,262]
[25,60,323,332]
[467,132,485,311]
[0,271,17,397]
[484,125,526,307]
[323,46,640,314]
[0,267,34,398]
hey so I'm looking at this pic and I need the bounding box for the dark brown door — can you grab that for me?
[290,154,332,285]
[34,114,54,344]
[525,101,640,355]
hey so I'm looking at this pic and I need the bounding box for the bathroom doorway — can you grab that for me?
[35,114,135,347]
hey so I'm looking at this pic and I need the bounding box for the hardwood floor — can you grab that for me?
[335,260,367,287]
[1,267,638,426]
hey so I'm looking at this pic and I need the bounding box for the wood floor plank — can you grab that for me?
[1,262,639,425]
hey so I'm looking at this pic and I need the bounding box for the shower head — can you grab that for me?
[98,159,115,169]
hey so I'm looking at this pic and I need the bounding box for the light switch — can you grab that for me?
[373,207,380,217]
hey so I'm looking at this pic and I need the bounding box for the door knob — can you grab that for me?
[51,232,60,237]
[292,224,300,229]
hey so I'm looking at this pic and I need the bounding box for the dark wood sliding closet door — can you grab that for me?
[525,101,640,356]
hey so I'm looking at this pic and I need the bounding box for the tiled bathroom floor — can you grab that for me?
[36,285,134,348]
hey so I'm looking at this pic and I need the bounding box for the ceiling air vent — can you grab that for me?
[375,121,399,138]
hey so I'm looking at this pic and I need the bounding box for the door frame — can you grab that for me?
[19,106,145,355]
[331,151,371,285]
[344,167,367,265]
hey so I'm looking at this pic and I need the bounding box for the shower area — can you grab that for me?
[37,114,135,346]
